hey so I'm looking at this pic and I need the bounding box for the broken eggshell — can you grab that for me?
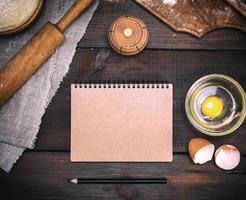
[188,138,215,164]
[215,145,240,170]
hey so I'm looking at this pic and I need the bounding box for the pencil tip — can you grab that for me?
[69,179,77,184]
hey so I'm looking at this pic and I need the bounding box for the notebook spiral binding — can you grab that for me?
[73,80,170,89]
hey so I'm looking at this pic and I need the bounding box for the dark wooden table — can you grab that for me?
[1,1,246,199]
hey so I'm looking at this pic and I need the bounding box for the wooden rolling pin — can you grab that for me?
[0,0,94,106]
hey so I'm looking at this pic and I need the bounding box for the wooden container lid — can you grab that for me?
[108,16,149,56]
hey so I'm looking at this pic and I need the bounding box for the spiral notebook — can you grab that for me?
[71,82,173,162]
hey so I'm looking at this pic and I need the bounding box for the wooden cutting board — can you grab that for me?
[227,0,246,17]
[135,0,246,38]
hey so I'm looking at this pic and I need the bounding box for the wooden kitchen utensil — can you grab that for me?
[0,0,94,106]
[108,16,149,56]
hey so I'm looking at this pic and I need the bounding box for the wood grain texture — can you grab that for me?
[0,22,64,106]
[107,15,149,56]
[0,0,246,50]
[0,0,94,106]
[56,0,94,32]
[135,0,246,38]
[35,49,246,154]
[227,0,246,18]
[79,0,246,50]
[0,1,245,200]
[0,152,245,200]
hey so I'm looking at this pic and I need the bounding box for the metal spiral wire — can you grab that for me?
[73,80,170,89]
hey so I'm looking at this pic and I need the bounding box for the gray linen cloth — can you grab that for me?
[0,0,99,172]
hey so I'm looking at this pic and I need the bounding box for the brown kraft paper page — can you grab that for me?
[71,84,173,162]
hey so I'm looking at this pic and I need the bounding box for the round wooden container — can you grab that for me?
[0,0,43,35]
[107,16,149,56]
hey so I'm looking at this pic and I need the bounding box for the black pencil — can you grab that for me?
[69,177,167,184]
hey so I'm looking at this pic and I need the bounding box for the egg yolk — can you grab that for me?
[201,96,223,119]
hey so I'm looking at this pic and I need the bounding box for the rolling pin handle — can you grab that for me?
[56,0,94,32]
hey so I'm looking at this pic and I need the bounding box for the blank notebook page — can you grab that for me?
[71,83,173,162]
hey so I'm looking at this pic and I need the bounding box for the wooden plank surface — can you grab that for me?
[0,152,245,200]
[79,0,246,50]
[36,49,246,154]
[0,0,246,200]
[0,0,246,53]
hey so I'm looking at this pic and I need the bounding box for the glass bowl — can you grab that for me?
[185,74,246,136]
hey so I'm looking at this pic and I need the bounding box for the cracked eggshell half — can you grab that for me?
[188,138,215,164]
[215,145,240,170]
